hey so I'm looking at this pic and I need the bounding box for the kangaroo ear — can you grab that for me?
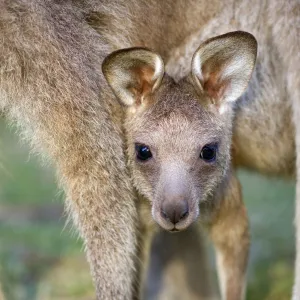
[102,48,164,107]
[191,31,257,111]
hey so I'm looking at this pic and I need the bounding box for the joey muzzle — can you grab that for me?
[153,170,197,232]
[154,195,196,232]
[161,198,189,225]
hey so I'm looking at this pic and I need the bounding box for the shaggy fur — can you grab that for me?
[0,1,299,300]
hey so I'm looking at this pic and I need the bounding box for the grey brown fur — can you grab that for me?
[0,1,299,300]
[102,31,256,300]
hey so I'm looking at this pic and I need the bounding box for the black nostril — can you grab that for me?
[161,210,168,219]
[180,209,189,220]
[161,200,189,224]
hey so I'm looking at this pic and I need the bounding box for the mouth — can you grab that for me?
[152,204,199,233]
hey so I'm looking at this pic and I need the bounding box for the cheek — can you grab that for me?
[193,164,226,199]
[130,163,159,200]
[197,166,219,186]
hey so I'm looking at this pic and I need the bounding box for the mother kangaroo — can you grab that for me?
[0,1,299,299]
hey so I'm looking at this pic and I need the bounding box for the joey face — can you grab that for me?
[126,80,232,231]
[102,31,257,232]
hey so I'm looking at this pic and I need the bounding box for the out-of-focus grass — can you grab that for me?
[239,171,295,300]
[0,122,57,205]
[0,117,296,299]
[0,225,86,300]
[0,119,94,300]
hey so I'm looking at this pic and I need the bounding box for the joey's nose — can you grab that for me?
[161,200,189,224]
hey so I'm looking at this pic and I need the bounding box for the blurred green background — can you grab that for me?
[0,117,295,300]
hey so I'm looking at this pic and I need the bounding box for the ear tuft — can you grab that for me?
[191,31,257,109]
[102,48,164,107]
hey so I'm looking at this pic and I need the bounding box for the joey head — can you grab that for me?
[103,31,257,232]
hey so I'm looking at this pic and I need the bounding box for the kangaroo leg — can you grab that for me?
[134,201,157,300]
[207,172,249,300]
[0,4,137,299]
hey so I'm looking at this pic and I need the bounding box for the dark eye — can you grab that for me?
[200,144,217,162]
[135,144,152,161]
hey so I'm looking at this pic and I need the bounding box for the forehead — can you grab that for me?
[130,82,223,147]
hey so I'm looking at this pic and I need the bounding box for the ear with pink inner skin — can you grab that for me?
[191,31,257,111]
[102,47,164,107]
